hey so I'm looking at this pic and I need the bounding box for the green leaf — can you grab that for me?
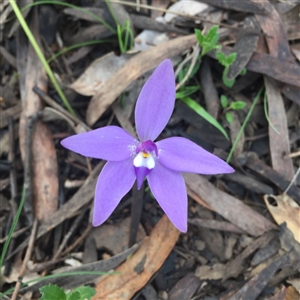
[216,52,236,68]
[181,97,229,140]
[67,291,81,300]
[40,284,67,300]
[225,112,233,123]
[195,29,204,44]
[220,95,228,108]
[176,85,200,99]
[206,25,219,47]
[206,25,218,41]
[230,101,246,110]
[74,286,96,300]
[215,51,226,65]
[227,53,237,65]
[240,68,247,75]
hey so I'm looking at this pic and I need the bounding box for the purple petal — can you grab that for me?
[135,166,151,190]
[147,162,187,232]
[135,59,176,142]
[61,126,136,161]
[157,137,234,174]
[93,158,136,226]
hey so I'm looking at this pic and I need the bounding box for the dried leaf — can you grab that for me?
[219,47,300,88]
[93,215,179,300]
[264,194,300,244]
[168,273,200,300]
[264,77,294,181]
[86,34,197,126]
[287,279,300,294]
[184,173,276,236]
[18,12,58,222]
[20,244,140,293]
[199,0,270,14]
[195,264,225,280]
[285,286,300,300]
[227,254,290,300]
[89,217,146,254]
[8,162,104,259]
[70,52,133,96]
[227,15,260,80]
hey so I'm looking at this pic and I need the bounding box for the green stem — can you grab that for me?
[226,87,264,163]
[9,0,76,116]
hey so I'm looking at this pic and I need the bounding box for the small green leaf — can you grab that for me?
[227,53,237,65]
[216,52,236,67]
[240,68,247,75]
[67,291,81,300]
[195,29,204,44]
[40,284,67,300]
[226,112,233,123]
[230,101,247,110]
[182,97,229,140]
[74,286,96,300]
[215,51,226,65]
[220,95,228,108]
[206,25,218,41]
[206,25,219,48]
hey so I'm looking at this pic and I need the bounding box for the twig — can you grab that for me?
[3,117,18,276]
[285,150,300,158]
[23,113,42,225]
[32,86,90,132]
[284,168,300,195]
[110,0,245,31]
[174,50,193,79]
[176,43,200,91]
[129,183,144,247]
[0,226,30,244]
[53,206,88,260]
[61,223,93,257]
[11,219,39,300]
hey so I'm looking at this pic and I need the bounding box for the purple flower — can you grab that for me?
[61,59,234,232]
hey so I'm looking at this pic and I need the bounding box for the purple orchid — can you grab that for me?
[61,59,234,232]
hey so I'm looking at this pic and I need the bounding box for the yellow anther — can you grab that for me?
[142,152,150,158]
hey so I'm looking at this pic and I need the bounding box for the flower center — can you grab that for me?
[133,151,155,169]
[133,140,158,189]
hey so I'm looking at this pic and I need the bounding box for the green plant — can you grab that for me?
[195,26,221,58]
[104,0,134,53]
[195,26,238,87]
[176,67,229,140]
[116,20,134,53]
[216,52,237,88]
[181,97,229,140]
[220,95,246,123]
[39,284,95,300]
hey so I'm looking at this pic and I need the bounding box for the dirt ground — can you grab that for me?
[0,1,300,299]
